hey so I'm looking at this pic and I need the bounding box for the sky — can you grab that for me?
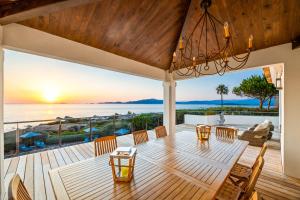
[4,49,262,104]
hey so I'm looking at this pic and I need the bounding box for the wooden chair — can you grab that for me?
[240,156,264,199]
[249,191,259,200]
[216,157,264,200]
[196,125,211,140]
[230,143,267,184]
[216,127,235,139]
[154,126,167,139]
[132,130,148,145]
[215,181,242,200]
[8,174,32,200]
[94,135,117,156]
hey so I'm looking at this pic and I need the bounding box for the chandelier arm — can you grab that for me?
[205,10,208,60]
[227,36,252,62]
[213,60,225,75]
[231,50,251,61]
[207,12,222,52]
[185,12,206,57]
[207,11,224,26]
[226,54,249,70]
[197,14,206,58]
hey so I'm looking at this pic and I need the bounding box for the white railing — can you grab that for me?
[184,114,279,128]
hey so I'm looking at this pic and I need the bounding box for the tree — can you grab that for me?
[216,84,229,108]
[232,75,277,110]
[266,82,278,110]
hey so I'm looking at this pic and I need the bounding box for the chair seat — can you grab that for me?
[230,163,252,181]
[216,181,242,200]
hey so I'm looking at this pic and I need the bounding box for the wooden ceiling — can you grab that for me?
[1,0,300,70]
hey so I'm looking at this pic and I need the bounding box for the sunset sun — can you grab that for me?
[42,87,59,103]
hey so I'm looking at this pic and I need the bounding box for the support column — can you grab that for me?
[163,73,176,135]
[0,26,4,199]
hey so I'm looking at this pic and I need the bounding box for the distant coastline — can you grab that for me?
[5,98,275,106]
[100,98,275,106]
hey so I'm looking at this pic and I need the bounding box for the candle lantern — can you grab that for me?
[109,147,137,182]
[196,125,211,141]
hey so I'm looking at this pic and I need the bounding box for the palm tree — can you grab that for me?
[216,84,229,108]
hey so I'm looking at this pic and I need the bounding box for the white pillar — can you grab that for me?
[163,73,176,135]
[282,55,300,178]
[0,26,4,199]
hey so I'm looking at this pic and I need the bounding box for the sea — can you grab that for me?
[4,103,255,131]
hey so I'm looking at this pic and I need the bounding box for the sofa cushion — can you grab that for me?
[254,122,269,132]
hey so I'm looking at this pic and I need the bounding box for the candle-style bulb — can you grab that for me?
[224,22,230,38]
[248,34,253,49]
[193,57,196,66]
[179,37,184,49]
[173,52,176,63]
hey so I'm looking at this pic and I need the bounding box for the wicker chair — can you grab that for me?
[230,143,267,185]
[216,157,264,200]
[8,174,32,200]
[94,135,117,156]
[154,126,167,138]
[238,122,273,147]
[132,130,149,145]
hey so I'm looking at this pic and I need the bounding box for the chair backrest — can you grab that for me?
[196,125,211,139]
[94,135,117,156]
[8,174,32,200]
[251,143,267,169]
[243,156,264,199]
[249,191,259,200]
[132,130,149,145]
[196,125,212,133]
[215,127,235,139]
[154,126,167,139]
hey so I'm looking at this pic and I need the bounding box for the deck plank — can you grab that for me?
[33,153,46,200]
[3,156,19,199]
[41,151,56,200]
[24,154,34,198]
[3,125,300,200]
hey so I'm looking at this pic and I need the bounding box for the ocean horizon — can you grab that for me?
[4,103,260,123]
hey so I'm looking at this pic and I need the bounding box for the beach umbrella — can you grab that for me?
[114,128,130,136]
[83,127,100,133]
[20,131,41,139]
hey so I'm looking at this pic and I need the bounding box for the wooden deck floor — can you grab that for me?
[3,125,300,200]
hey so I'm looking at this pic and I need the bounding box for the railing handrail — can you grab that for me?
[4,110,278,125]
[3,114,136,125]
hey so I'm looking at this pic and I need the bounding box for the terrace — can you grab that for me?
[3,125,300,200]
[0,0,300,200]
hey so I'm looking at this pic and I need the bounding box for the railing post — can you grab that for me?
[58,120,62,147]
[131,114,134,132]
[113,114,116,133]
[89,118,92,141]
[157,116,160,127]
[15,123,19,155]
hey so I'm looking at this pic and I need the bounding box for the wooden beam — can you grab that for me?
[0,0,99,25]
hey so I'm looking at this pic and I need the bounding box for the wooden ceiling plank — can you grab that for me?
[0,0,100,25]
[10,0,300,70]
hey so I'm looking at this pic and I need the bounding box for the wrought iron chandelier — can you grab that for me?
[170,0,253,76]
